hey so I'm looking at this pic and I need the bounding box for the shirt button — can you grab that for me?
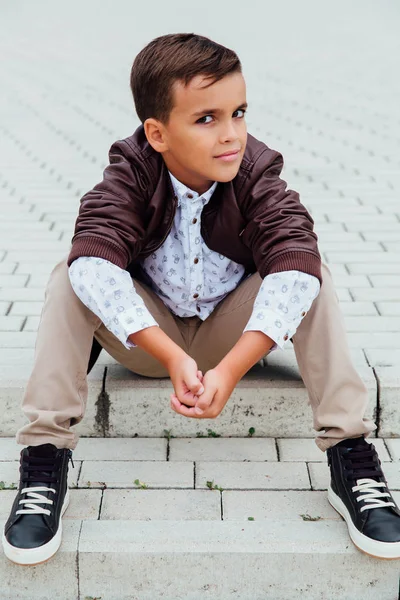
[283,334,289,341]
[187,193,194,199]
[194,257,199,264]
[301,311,306,316]
[196,305,201,312]
[192,218,197,224]
[193,293,199,299]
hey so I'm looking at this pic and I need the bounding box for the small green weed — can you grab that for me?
[0,481,16,490]
[206,480,224,491]
[300,513,322,521]
[134,479,148,489]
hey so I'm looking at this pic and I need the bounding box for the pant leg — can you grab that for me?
[187,264,377,452]
[16,258,103,450]
[290,262,377,452]
[16,258,193,449]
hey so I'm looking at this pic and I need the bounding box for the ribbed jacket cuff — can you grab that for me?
[67,236,128,269]
[266,251,322,284]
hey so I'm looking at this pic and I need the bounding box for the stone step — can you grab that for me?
[1,437,400,599]
[2,519,399,600]
[0,352,382,437]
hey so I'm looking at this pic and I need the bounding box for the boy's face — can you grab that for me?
[144,71,247,195]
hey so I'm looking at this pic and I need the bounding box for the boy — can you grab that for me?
[2,33,400,566]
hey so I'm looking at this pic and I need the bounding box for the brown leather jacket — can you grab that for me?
[68,125,322,284]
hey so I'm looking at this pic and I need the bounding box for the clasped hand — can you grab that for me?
[168,355,237,419]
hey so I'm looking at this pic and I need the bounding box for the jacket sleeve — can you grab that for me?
[241,149,322,284]
[67,140,148,269]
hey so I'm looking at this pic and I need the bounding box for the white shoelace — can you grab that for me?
[354,478,396,512]
[16,486,56,516]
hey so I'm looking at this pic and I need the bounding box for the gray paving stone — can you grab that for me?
[348,263,400,275]
[385,439,400,461]
[222,490,340,520]
[0,262,17,275]
[196,461,310,490]
[0,288,45,302]
[27,274,53,288]
[0,316,24,332]
[309,461,400,491]
[329,274,371,287]
[78,460,194,488]
[319,241,382,252]
[339,301,378,316]
[169,437,277,462]
[14,262,55,275]
[345,223,400,232]
[0,349,34,364]
[0,301,10,316]
[23,316,40,331]
[8,301,44,316]
[326,251,398,264]
[336,287,352,301]
[369,275,400,287]
[72,436,167,461]
[0,332,37,348]
[343,315,400,332]
[375,302,400,316]
[363,232,400,242]
[347,332,400,349]
[364,349,400,367]
[0,274,29,287]
[278,437,391,462]
[101,488,221,520]
[350,288,400,302]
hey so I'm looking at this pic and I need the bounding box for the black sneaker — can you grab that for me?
[2,443,74,565]
[327,436,400,559]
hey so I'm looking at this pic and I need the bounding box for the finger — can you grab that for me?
[194,385,216,413]
[188,375,204,396]
[170,394,203,418]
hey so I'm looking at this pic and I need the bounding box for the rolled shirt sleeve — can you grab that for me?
[68,256,159,349]
[243,270,321,352]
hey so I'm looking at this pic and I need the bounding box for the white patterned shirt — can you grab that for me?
[69,171,320,353]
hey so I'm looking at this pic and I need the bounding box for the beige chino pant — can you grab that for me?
[16,257,377,452]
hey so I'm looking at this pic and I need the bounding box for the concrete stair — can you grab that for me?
[0,346,387,439]
[2,433,400,599]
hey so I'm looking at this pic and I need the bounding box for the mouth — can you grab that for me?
[214,149,241,162]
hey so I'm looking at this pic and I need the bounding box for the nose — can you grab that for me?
[219,119,239,144]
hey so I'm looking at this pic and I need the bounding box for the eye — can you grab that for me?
[196,115,213,124]
[234,108,246,118]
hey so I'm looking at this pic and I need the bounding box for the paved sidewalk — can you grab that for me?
[1,1,400,598]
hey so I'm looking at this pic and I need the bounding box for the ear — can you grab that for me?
[144,118,169,153]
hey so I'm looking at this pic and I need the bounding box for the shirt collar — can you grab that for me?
[168,171,218,208]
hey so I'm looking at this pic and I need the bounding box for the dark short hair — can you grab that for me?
[130,33,242,124]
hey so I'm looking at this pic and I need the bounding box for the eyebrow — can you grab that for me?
[192,102,248,117]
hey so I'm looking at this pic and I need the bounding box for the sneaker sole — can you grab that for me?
[1,488,70,566]
[327,484,400,560]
